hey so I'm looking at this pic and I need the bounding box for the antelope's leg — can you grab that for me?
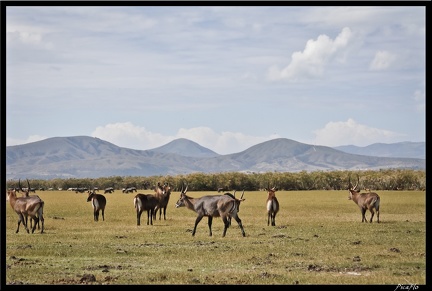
[207,216,213,236]
[233,215,246,237]
[192,215,204,236]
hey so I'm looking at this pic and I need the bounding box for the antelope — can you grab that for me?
[7,182,45,234]
[265,186,280,226]
[153,182,172,220]
[87,190,106,221]
[104,187,114,194]
[18,179,43,231]
[133,193,159,225]
[348,175,380,223]
[175,185,246,237]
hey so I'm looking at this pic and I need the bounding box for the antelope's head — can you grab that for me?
[265,186,278,200]
[348,175,360,200]
[175,184,188,208]
[87,190,96,202]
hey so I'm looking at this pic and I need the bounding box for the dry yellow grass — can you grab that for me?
[5,190,426,285]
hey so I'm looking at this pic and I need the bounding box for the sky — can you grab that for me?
[5,5,426,155]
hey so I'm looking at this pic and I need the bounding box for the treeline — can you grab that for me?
[6,169,425,192]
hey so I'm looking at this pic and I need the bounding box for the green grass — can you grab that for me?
[5,190,426,285]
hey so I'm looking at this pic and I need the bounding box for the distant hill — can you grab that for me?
[333,142,425,159]
[5,136,425,180]
[149,138,220,158]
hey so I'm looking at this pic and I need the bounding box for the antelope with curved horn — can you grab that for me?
[175,184,246,237]
[7,179,45,234]
[348,175,380,223]
[265,186,279,226]
[87,190,106,222]
[153,182,172,221]
[20,179,43,230]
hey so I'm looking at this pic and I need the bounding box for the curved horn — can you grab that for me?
[18,179,23,192]
[240,189,245,199]
[27,179,31,192]
[353,175,359,191]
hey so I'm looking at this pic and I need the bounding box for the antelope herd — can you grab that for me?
[7,175,382,236]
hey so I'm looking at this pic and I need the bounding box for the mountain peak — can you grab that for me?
[149,138,220,158]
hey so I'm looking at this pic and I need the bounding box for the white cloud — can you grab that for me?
[268,27,353,81]
[6,135,48,146]
[91,122,170,151]
[369,50,396,71]
[91,122,280,154]
[312,118,406,147]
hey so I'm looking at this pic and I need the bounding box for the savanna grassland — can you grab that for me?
[5,189,426,285]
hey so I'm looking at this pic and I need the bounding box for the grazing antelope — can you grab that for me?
[153,182,172,220]
[7,183,45,234]
[175,185,246,237]
[133,193,159,225]
[265,186,280,226]
[87,190,106,222]
[348,175,380,223]
[104,187,114,194]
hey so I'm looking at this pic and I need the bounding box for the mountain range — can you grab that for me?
[5,136,425,180]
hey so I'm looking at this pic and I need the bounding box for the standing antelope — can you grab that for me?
[175,185,246,237]
[7,185,45,234]
[134,193,159,225]
[348,175,380,223]
[87,190,106,222]
[265,186,280,226]
[153,182,172,220]
[19,179,43,230]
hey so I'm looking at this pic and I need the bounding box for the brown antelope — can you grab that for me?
[265,186,280,226]
[7,183,45,234]
[87,190,106,221]
[133,193,159,225]
[175,185,246,237]
[348,175,380,223]
[19,179,43,230]
[153,182,172,220]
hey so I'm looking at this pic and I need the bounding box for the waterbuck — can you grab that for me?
[19,179,43,230]
[265,186,280,226]
[175,185,246,237]
[7,183,45,234]
[87,190,106,222]
[153,182,172,220]
[348,175,380,223]
[133,193,159,225]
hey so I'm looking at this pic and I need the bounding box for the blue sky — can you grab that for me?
[5,5,426,155]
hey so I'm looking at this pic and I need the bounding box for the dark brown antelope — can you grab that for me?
[153,182,172,220]
[265,186,280,226]
[348,175,380,223]
[87,190,106,221]
[175,185,246,237]
[7,185,45,234]
[133,193,159,225]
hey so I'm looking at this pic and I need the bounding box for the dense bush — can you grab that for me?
[6,169,425,192]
